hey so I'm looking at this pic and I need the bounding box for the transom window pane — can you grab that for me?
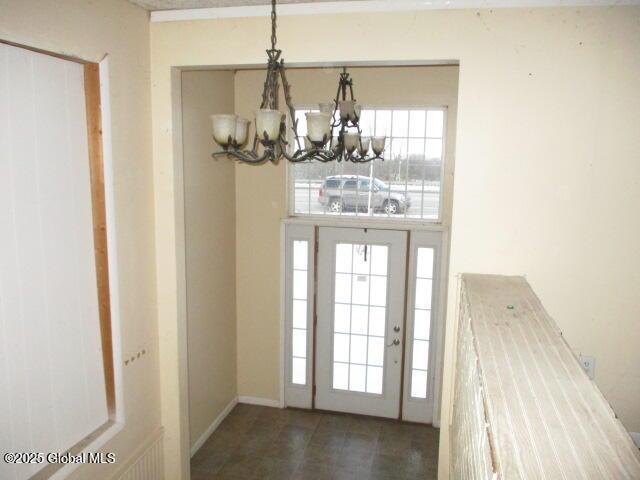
[332,243,388,395]
[410,247,435,399]
[291,240,309,385]
[291,107,445,221]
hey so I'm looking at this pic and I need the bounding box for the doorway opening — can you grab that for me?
[178,63,458,469]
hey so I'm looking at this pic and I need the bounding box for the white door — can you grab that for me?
[315,227,407,418]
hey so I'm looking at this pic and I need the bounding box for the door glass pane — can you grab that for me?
[411,370,428,399]
[292,358,306,385]
[413,309,431,340]
[367,337,384,367]
[409,247,434,398]
[293,300,307,329]
[333,362,349,390]
[334,333,350,363]
[334,303,350,333]
[293,270,308,300]
[332,241,389,395]
[352,275,370,305]
[293,240,308,270]
[353,244,369,274]
[335,243,352,272]
[292,329,307,357]
[370,276,387,307]
[349,364,366,392]
[350,335,367,364]
[412,339,429,371]
[414,278,432,309]
[367,366,383,395]
[417,248,434,278]
[370,245,388,276]
[335,273,352,303]
[351,305,368,335]
[290,240,309,385]
[369,307,386,337]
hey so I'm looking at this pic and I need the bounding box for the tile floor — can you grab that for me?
[190,404,439,479]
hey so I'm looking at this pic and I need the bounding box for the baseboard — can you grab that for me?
[630,432,640,448]
[238,395,281,408]
[190,397,238,457]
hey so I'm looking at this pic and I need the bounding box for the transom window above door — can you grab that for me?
[290,107,446,222]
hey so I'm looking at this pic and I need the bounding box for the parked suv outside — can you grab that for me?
[318,175,411,214]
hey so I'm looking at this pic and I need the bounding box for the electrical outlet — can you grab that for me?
[579,355,596,379]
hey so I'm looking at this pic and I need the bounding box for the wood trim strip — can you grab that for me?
[311,226,319,409]
[84,63,116,416]
[397,230,411,419]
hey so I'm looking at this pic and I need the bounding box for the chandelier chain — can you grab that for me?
[270,0,277,51]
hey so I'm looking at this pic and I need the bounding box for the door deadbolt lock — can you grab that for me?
[393,326,401,332]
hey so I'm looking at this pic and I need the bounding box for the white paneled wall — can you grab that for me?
[0,43,108,480]
[450,287,495,479]
[451,275,640,479]
[116,429,164,480]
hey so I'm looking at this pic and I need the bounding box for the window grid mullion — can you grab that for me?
[346,243,355,388]
[387,139,392,217]
[421,109,428,219]
[364,243,373,392]
[404,111,410,219]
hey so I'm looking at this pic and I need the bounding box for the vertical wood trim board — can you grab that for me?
[451,274,640,479]
[84,62,116,416]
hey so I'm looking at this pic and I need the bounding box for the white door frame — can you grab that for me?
[282,224,316,408]
[401,230,444,423]
[281,219,449,425]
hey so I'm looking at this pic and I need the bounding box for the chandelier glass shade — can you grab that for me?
[210,0,386,164]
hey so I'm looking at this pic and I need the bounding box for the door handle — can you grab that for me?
[386,338,400,347]
[393,326,401,332]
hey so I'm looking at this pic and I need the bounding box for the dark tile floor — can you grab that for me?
[190,404,439,480]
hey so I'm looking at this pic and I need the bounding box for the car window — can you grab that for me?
[343,180,357,190]
[374,179,388,190]
[325,179,340,189]
[358,179,370,189]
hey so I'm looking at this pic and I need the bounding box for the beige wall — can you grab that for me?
[0,0,161,479]
[234,66,458,400]
[182,70,237,449]
[151,6,640,478]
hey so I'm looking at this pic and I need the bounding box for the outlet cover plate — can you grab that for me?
[579,355,596,379]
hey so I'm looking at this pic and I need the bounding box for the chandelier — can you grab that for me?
[210,0,386,164]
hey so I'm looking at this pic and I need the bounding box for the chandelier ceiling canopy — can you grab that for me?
[210,0,386,164]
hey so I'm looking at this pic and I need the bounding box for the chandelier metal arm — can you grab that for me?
[281,147,339,163]
[212,148,272,164]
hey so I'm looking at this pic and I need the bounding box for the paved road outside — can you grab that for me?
[294,181,441,219]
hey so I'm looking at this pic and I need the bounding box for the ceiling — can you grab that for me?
[130,0,362,10]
